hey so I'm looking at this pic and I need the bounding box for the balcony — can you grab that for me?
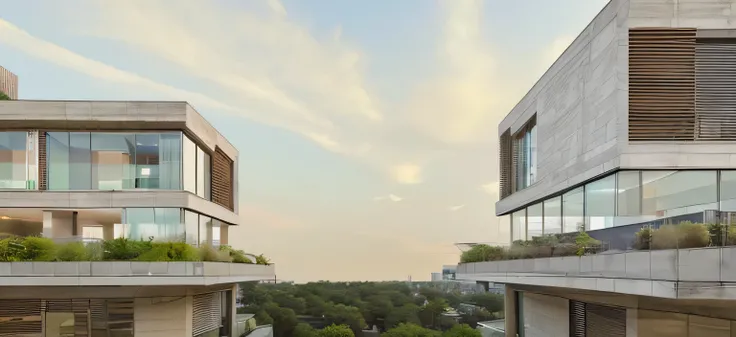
[456,222,736,300]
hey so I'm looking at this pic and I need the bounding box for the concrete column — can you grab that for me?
[504,285,518,337]
[42,210,74,239]
[229,284,238,336]
[626,308,638,337]
[42,211,53,238]
[220,225,229,245]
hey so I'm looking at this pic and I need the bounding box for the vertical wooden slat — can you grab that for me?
[212,147,234,211]
[499,129,512,199]
[629,28,696,141]
[38,131,47,190]
[695,40,736,139]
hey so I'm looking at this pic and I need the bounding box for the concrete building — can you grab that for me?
[0,100,275,336]
[458,0,736,336]
[0,66,18,99]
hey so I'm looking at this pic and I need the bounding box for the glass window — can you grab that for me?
[91,133,135,190]
[212,219,222,247]
[616,171,643,227]
[543,197,561,235]
[159,133,182,190]
[47,132,70,190]
[183,136,196,194]
[0,132,28,189]
[199,214,212,246]
[586,174,615,230]
[512,209,526,242]
[527,203,543,239]
[203,151,211,200]
[562,187,584,233]
[642,171,718,222]
[124,208,155,241]
[69,132,91,190]
[197,147,205,198]
[135,134,160,189]
[155,208,183,241]
[514,117,537,191]
[185,211,199,246]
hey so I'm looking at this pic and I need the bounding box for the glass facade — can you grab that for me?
[514,121,537,191]
[508,170,736,241]
[0,132,35,189]
[119,208,228,245]
[44,131,212,199]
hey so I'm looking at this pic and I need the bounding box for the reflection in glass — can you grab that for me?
[512,209,526,242]
[183,136,196,194]
[616,171,642,226]
[125,208,155,241]
[91,133,135,190]
[543,197,562,235]
[69,132,91,190]
[159,133,182,189]
[135,134,160,189]
[0,132,28,189]
[563,187,584,233]
[586,175,615,230]
[199,215,212,246]
[204,152,211,200]
[212,219,222,247]
[155,208,184,241]
[642,171,717,221]
[47,132,70,190]
[185,211,199,246]
[197,147,205,198]
[527,203,543,239]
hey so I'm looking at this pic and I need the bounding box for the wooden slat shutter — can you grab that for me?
[629,28,696,141]
[39,131,47,190]
[585,304,626,337]
[0,299,42,336]
[106,299,134,335]
[499,129,512,199]
[211,147,234,211]
[192,292,222,337]
[569,301,586,337]
[695,40,736,139]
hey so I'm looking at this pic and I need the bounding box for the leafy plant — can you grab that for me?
[199,244,232,262]
[255,254,271,265]
[220,245,254,264]
[652,222,709,250]
[0,91,10,100]
[633,227,653,250]
[22,237,56,261]
[55,242,90,261]
[0,237,24,262]
[460,244,504,263]
[574,231,601,256]
[102,238,152,260]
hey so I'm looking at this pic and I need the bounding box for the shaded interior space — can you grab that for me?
[0,208,121,241]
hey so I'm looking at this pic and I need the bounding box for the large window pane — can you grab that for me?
[616,171,642,226]
[212,219,222,247]
[183,136,196,194]
[543,197,561,235]
[185,211,199,246]
[197,147,205,198]
[159,133,182,190]
[642,171,717,222]
[512,209,527,242]
[0,132,28,189]
[69,132,91,190]
[155,208,183,241]
[91,133,135,190]
[47,132,70,190]
[125,208,155,241]
[586,175,615,230]
[527,203,543,239]
[135,134,160,189]
[199,215,212,246]
[563,187,584,233]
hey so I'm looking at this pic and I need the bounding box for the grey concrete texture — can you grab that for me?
[496,0,736,215]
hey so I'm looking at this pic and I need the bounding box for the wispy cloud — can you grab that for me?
[480,182,499,197]
[374,194,403,202]
[448,205,466,212]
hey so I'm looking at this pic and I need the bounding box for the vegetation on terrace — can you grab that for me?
[461,222,736,263]
[0,236,270,264]
[0,91,9,100]
[238,281,500,337]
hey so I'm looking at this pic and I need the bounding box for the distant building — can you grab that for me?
[431,272,442,282]
[442,265,456,280]
[0,66,18,99]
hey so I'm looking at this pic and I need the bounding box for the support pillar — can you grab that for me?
[504,285,518,337]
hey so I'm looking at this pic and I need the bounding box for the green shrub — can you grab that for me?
[706,223,736,246]
[460,244,505,263]
[651,222,710,250]
[22,237,56,261]
[55,242,89,261]
[633,227,653,250]
[137,242,200,262]
[199,244,232,262]
[102,238,152,260]
[575,231,601,256]
[0,237,24,262]
[220,245,254,264]
[255,254,271,265]
[551,243,577,257]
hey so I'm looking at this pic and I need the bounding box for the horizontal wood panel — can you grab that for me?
[629,28,696,141]
[696,41,736,140]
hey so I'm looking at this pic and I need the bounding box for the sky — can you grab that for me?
[0,0,610,283]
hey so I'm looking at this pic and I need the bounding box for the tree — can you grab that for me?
[263,303,298,337]
[272,291,307,314]
[293,323,319,337]
[365,295,394,324]
[384,304,421,330]
[324,303,366,336]
[304,294,329,316]
[441,324,481,337]
[465,293,503,314]
[254,309,274,326]
[382,323,441,337]
[419,299,448,329]
[319,324,355,337]
[0,91,9,100]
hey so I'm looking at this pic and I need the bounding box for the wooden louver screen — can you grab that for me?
[0,299,42,336]
[39,131,47,190]
[696,40,736,139]
[629,28,696,141]
[569,301,586,337]
[212,147,234,211]
[499,129,512,199]
[585,304,626,337]
[192,292,222,336]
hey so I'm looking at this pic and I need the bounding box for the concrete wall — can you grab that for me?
[134,296,192,337]
[496,0,628,215]
[522,292,569,337]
